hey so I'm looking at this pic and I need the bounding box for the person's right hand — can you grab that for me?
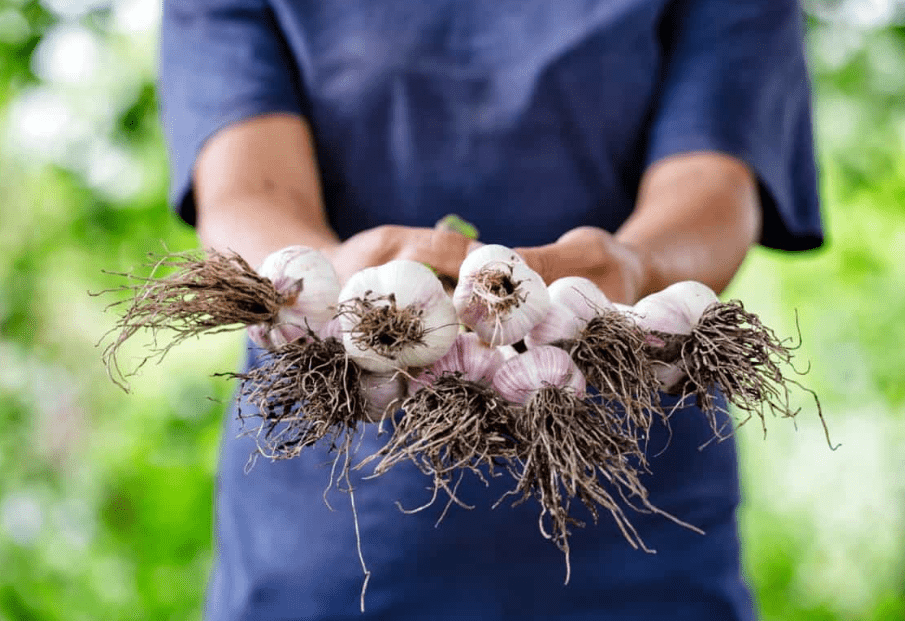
[321,225,480,284]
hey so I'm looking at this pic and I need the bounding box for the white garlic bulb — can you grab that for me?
[631,281,719,335]
[547,276,612,323]
[493,345,587,406]
[657,281,720,325]
[337,260,459,372]
[524,302,584,348]
[453,244,550,347]
[251,245,341,348]
[632,292,694,335]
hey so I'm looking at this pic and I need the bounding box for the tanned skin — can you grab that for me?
[194,114,761,304]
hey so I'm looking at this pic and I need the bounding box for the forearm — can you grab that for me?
[196,192,339,269]
[616,151,762,298]
[193,114,340,269]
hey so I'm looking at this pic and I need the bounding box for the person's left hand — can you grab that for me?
[514,226,648,305]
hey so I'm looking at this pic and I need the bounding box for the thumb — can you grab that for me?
[466,240,484,255]
[513,243,562,285]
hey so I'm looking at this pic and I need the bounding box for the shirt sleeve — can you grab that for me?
[158,0,305,226]
[645,0,823,251]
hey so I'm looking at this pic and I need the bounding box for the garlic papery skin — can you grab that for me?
[453,245,551,346]
[337,260,459,373]
[547,276,612,323]
[252,245,341,348]
[524,302,583,348]
[631,281,720,336]
[655,281,720,326]
[497,344,519,361]
[631,293,695,336]
[361,372,406,422]
[493,346,586,406]
[653,362,686,393]
[317,315,343,341]
[458,244,524,276]
[409,332,504,393]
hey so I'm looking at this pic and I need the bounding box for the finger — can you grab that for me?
[426,229,476,277]
[466,240,484,255]
[395,229,473,279]
[513,243,563,284]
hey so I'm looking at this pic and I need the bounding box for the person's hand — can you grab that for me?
[321,225,479,284]
[514,226,648,305]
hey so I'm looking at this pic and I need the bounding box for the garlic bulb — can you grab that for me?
[652,362,686,392]
[337,260,458,372]
[410,332,504,392]
[251,245,341,348]
[524,302,584,348]
[493,346,586,405]
[547,276,612,323]
[453,244,550,346]
[631,281,720,336]
[631,293,693,335]
[318,315,343,341]
[497,344,519,361]
[657,281,720,325]
[361,372,406,422]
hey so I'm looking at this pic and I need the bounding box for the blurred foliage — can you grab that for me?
[0,1,904,620]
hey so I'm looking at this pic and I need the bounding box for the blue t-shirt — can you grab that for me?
[159,1,823,619]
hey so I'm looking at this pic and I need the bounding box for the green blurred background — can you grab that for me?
[1,1,904,619]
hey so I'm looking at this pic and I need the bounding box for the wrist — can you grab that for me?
[615,238,662,303]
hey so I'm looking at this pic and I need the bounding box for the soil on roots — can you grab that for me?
[98,249,285,390]
[363,373,518,508]
[229,336,367,461]
[649,301,833,448]
[562,311,665,458]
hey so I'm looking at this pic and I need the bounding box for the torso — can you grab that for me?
[271,0,665,243]
[205,2,755,619]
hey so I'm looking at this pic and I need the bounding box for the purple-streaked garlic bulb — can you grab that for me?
[318,315,344,341]
[525,277,616,348]
[524,302,584,348]
[251,245,341,348]
[493,346,586,405]
[409,332,504,393]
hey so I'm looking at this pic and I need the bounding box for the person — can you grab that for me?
[159,0,823,618]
